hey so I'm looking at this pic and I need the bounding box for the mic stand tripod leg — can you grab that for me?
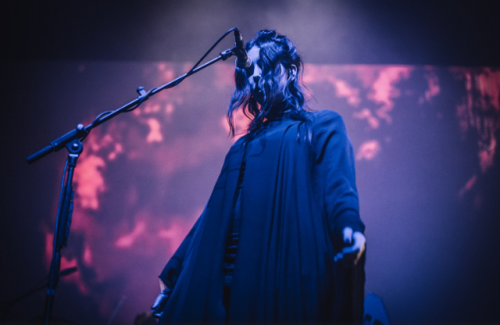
[43,139,82,325]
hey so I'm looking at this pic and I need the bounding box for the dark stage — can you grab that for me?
[1,1,499,324]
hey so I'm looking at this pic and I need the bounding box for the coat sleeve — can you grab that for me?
[312,110,365,249]
[158,216,201,290]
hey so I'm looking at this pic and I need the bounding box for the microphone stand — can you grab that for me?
[27,43,236,325]
[0,267,77,322]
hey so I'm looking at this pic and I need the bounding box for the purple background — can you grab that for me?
[1,1,500,324]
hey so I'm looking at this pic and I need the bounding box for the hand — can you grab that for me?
[151,288,171,319]
[334,227,366,267]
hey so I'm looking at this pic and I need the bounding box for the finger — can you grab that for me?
[151,302,165,318]
[152,294,164,309]
[340,233,366,254]
[343,227,353,244]
[337,250,363,268]
[352,232,366,247]
[341,248,365,265]
[152,309,163,319]
[152,291,169,310]
[335,234,366,263]
[340,244,361,255]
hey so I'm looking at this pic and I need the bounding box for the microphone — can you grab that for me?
[233,29,252,69]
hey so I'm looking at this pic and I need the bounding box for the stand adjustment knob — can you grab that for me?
[137,87,147,96]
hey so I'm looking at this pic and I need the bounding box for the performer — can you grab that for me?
[151,29,366,324]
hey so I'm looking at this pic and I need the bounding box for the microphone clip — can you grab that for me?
[220,49,234,61]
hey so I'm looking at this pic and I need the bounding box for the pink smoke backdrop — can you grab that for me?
[21,61,500,323]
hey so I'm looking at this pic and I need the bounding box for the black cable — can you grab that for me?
[147,27,238,95]
[87,27,239,131]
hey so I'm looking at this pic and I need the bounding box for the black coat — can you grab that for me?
[159,110,365,324]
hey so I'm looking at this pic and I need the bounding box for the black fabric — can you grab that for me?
[158,110,365,324]
[222,147,246,289]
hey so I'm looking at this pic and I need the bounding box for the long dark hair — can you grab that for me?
[227,30,310,139]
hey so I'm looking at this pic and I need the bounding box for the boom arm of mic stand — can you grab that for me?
[25,37,235,324]
[26,48,235,164]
